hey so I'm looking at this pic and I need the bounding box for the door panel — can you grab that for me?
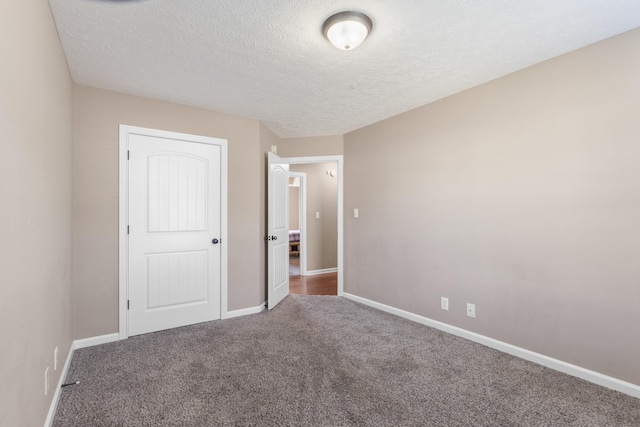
[146,251,208,308]
[128,134,221,336]
[267,152,290,309]
[147,154,207,232]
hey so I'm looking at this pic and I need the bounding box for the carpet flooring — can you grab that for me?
[54,295,640,426]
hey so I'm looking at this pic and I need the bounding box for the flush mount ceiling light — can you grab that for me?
[322,11,373,51]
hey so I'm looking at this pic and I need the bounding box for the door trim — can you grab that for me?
[284,155,344,296]
[288,171,307,275]
[118,125,228,339]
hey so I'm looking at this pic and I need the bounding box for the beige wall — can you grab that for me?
[290,163,338,271]
[0,1,73,425]
[344,29,640,385]
[278,135,344,157]
[289,186,300,230]
[73,85,266,339]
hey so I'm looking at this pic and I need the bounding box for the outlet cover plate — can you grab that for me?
[441,297,449,311]
[467,303,476,318]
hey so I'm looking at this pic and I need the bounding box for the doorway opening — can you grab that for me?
[287,159,340,296]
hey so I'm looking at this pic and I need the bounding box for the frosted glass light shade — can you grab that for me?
[323,12,373,51]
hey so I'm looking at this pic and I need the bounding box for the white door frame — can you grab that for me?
[284,156,343,296]
[288,171,307,275]
[118,125,228,340]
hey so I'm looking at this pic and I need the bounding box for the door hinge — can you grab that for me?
[127,300,130,310]
[127,150,130,160]
[127,225,130,235]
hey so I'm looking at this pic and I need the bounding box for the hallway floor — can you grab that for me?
[288,256,337,296]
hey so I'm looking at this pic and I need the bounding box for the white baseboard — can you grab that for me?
[45,333,119,426]
[302,267,338,276]
[44,342,74,427]
[342,292,640,399]
[74,333,120,350]
[224,301,267,319]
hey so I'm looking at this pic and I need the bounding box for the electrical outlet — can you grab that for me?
[44,367,49,395]
[54,347,59,371]
[441,297,449,311]
[467,303,476,318]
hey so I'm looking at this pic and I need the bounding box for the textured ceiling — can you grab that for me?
[49,0,640,138]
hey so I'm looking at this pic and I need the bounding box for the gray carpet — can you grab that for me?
[54,295,640,426]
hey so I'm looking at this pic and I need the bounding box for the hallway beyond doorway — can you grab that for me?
[289,256,337,295]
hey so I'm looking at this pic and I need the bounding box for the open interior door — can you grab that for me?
[267,152,290,309]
